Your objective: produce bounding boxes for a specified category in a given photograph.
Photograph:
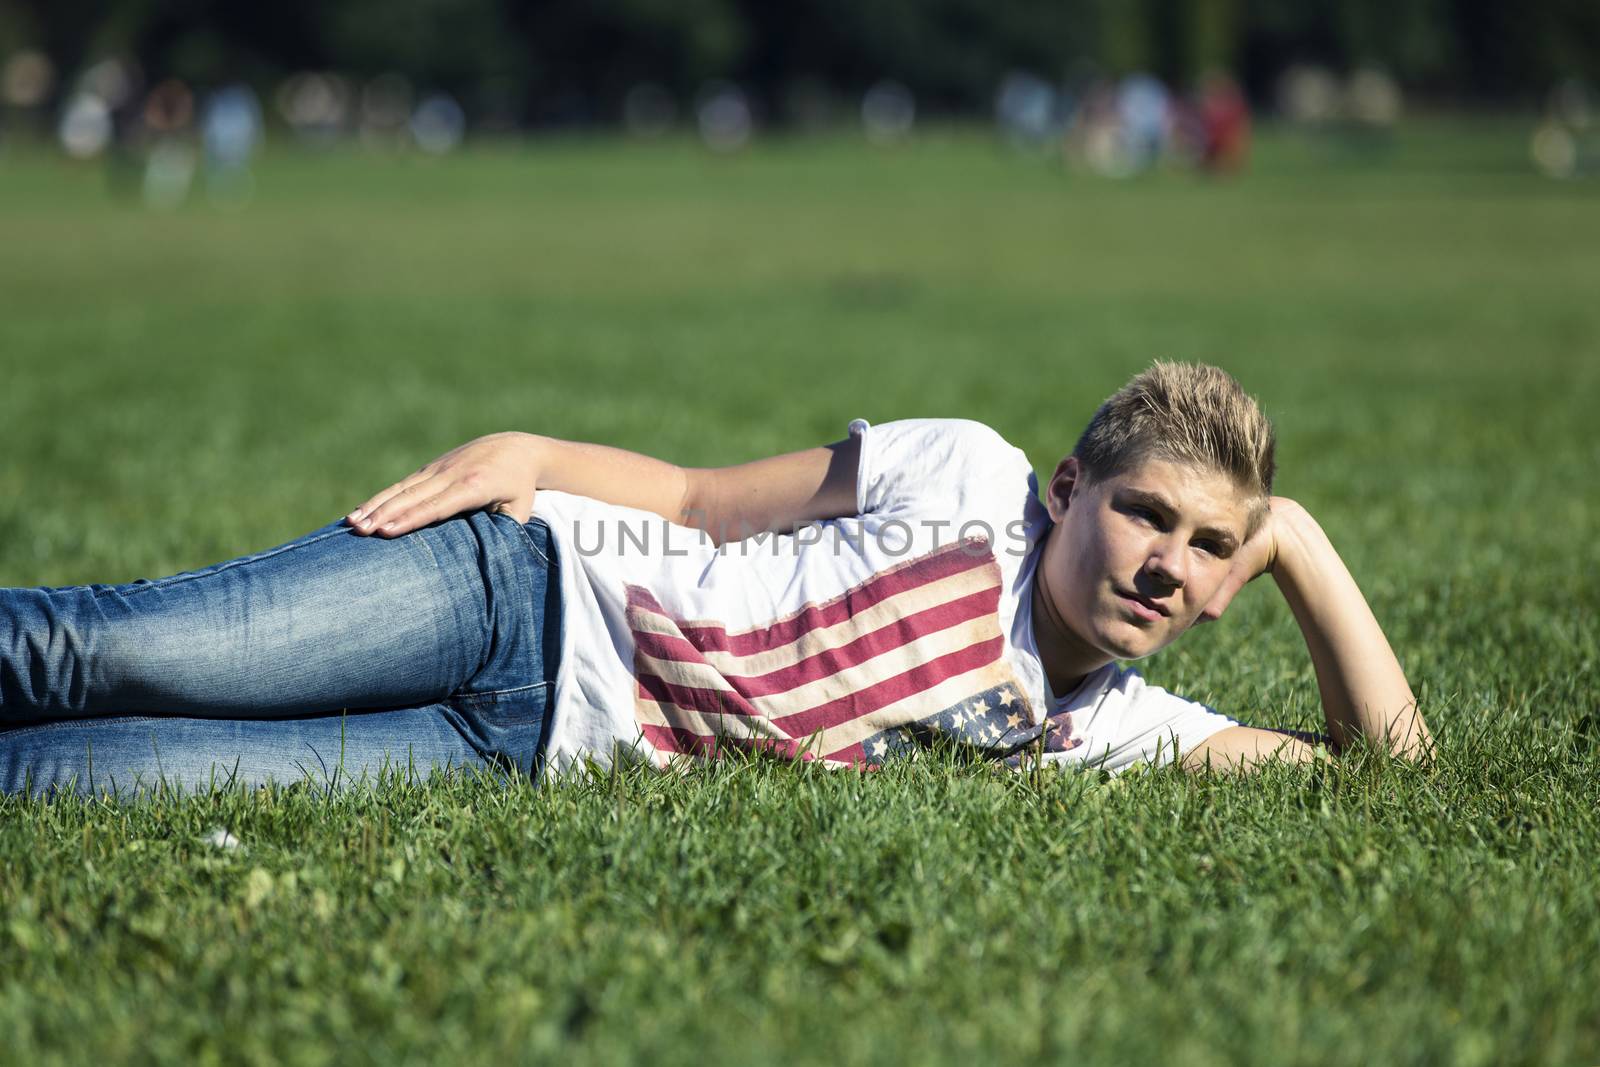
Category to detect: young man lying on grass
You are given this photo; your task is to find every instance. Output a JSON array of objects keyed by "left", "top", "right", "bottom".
[{"left": 0, "top": 362, "right": 1427, "bottom": 796}]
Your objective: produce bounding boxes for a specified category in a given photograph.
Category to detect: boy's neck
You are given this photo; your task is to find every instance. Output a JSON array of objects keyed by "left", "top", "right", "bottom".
[{"left": 1030, "top": 542, "right": 1113, "bottom": 698}]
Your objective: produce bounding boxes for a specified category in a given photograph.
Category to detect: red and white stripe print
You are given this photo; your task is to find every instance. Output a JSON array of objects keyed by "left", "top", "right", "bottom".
[{"left": 625, "top": 540, "right": 1029, "bottom": 767}]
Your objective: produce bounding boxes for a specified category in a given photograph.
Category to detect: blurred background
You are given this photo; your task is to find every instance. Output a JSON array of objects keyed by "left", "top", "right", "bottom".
[{"left": 2, "top": 0, "right": 1600, "bottom": 181}]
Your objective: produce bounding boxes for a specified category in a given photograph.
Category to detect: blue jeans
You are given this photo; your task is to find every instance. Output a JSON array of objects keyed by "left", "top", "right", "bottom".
[{"left": 0, "top": 510, "right": 561, "bottom": 797}]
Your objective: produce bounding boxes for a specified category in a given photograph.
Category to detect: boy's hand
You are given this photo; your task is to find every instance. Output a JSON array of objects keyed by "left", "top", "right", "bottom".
[
  {"left": 345, "top": 432, "right": 540, "bottom": 537},
  {"left": 1183, "top": 491, "right": 1429, "bottom": 763},
  {"left": 1194, "top": 495, "right": 1301, "bottom": 624}
]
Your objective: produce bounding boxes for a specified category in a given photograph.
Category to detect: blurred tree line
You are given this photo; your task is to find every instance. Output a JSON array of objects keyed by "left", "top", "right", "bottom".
[{"left": 2, "top": 0, "right": 1596, "bottom": 120}]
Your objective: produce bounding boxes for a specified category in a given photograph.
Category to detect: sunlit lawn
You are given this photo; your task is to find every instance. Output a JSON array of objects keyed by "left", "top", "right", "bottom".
[{"left": 1, "top": 121, "right": 1597, "bottom": 1064}]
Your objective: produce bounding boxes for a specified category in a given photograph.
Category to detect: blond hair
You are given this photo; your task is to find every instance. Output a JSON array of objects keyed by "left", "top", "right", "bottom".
[{"left": 1072, "top": 361, "right": 1276, "bottom": 533}]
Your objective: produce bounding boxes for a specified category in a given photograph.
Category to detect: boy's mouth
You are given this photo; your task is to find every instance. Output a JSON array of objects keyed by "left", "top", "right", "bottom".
[{"left": 1114, "top": 587, "right": 1170, "bottom": 621}]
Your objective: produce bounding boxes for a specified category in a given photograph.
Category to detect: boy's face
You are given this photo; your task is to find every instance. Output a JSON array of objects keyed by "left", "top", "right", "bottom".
[{"left": 1038, "top": 455, "right": 1251, "bottom": 664}]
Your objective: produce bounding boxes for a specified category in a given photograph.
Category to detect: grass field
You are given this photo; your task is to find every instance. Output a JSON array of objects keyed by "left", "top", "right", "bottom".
[{"left": 1, "top": 122, "right": 1597, "bottom": 1064}]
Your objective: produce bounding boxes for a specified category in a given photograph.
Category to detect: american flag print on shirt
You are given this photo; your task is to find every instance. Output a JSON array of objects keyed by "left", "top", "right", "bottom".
[{"left": 624, "top": 540, "right": 1084, "bottom": 768}]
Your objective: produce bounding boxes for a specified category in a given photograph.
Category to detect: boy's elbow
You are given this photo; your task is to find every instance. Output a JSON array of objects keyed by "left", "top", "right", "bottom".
[
  {"left": 1385, "top": 705, "right": 1435, "bottom": 763},
  {"left": 1392, "top": 725, "right": 1435, "bottom": 764},
  {"left": 1330, "top": 721, "right": 1434, "bottom": 764}
]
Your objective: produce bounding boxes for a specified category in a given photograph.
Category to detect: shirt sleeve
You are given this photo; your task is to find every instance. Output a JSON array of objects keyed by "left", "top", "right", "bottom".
[
  {"left": 848, "top": 418, "right": 1041, "bottom": 525},
  {"left": 1069, "top": 666, "right": 1239, "bottom": 772}
]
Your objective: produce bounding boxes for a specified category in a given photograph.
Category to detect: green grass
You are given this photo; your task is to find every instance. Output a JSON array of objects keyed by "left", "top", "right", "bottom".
[{"left": 2, "top": 122, "right": 1598, "bottom": 1064}]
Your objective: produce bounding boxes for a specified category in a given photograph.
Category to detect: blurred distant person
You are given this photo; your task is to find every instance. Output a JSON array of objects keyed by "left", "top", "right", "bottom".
[
  {"left": 1335, "top": 68, "right": 1403, "bottom": 158},
  {"left": 204, "top": 85, "right": 263, "bottom": 166},
  {"left": 1345, "top": 69, "right": 1402, "bottom": 131},
  {"left": 861, "top": 80, "right": 915, "bottom": 146},
  {"left": 0, "top": 363, "right": 1430, "bottom": 796},
  {"left": 1068, "top": 75, "right": 1173, "bottom": 178},
  {"left": 276, "top": 72, "right": 351, "bottom": 146},
  {"left": 996, "top": 71, "right": 1068, "bottom": 152},
  {"left": 141, "top": 78, "right": 196, "bottom": 209},
  {"left": 2, "top": 50, "right": 55, "bottom": 143},
  {"left": 1531, "top": 80, "right": 1597, "bottom": 179},
  {"left": 410, "top": 93, "right": 466, "bottom": 155},
  {"left": 1277, "top": 65, "right": 1340, "bottom": 125},
  {"left": 696, "top": 81, "right": 752, "bottom": 152},
  {"left": 1197, "top": 72, "right": 1250, "bottom": 173},
  {"left": 1065, "top": 80, "right": 1129, "bottom": 177},
  {"left": 1116, "top": 74, "right": 1170, "bottom": 171},
  {"left": 202, "top": 84, "right": 263, "bottom": 205}
]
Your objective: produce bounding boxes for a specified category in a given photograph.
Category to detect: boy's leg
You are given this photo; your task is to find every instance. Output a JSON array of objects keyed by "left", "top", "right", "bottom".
[
  {"left": 0, "top": 704, "right": 498, "bottom": 798},
  {"left": 0, "top": 510, "right": 557, "bottom": 726}
]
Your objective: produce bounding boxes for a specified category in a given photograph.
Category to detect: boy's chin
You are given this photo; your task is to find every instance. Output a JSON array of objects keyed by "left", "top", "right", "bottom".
[{"left": 1097, "top": 621, "right": 1172, "bottom": 662}]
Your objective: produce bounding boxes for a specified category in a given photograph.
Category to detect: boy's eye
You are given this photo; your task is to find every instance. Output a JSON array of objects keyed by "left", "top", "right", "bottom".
[{"left": 1192, "top": 538, "right": 1231, "bottom": 559}]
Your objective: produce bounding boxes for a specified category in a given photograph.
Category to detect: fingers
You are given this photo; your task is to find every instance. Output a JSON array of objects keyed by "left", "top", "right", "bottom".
[
  {"left": 346, "top": 467, "right": 435, "bottom": 530},
  {"left": 344, "top": 435, "right": 535, "bottom": 538},
  {"left": 350, "top": 475, "right": 456, "bottom": 536},
  {"left": 1196, "top": 570, "right": 1250, "bottom": 625},
  {"left": 493, "top": 497, "right": 535, "bottom": 525},
  {"left": 349, "top": 477, "right": 510, "bottom": 538}
]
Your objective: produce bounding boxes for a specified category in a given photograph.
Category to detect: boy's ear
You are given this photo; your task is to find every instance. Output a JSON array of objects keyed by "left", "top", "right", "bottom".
[{"left": 1046, "top": 455, "right": 1082, "bottom": 523}]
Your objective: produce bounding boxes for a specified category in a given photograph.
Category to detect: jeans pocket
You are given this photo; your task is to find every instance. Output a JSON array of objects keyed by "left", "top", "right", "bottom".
[
  {"left": 448, "top": 683, "right": 554, "bottom": 778},
  {"left": 452, "top": 683, "right": 548, "bottom": 725}
]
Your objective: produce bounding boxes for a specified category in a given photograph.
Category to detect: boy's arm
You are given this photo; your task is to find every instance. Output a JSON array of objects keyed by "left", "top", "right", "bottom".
[
  {"left": 1181, "top": 498, "right": 1433, "bottom": 772},
  {"left": 345, "top": 431, "right": 861, "bottom": 543}
]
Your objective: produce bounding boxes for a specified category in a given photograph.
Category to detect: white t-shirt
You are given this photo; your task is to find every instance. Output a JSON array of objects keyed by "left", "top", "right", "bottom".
[{"left": 532, "top": 418, "right": 1236, "bottom": 776}]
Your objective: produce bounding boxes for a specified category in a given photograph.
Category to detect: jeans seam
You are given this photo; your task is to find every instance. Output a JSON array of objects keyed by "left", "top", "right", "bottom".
[
  {"left": 452, "top": 680, "right": 553, "bottom": 706},
  {"left": 105, "top": 522, "right": 354, "bottom": 600},
  {"left": 2, "top": 714, "right": 165, "bottom": 736},
  {"left": 500, "top": 512, "right": 552, "bottom": 568}
]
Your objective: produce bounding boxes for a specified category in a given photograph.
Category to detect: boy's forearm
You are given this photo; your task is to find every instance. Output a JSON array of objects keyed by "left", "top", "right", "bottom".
[
  {"left": 521, "top": 432, "right": 857, "bottom": 545},
  {"left": 522, "top": 433, "right": 693, "bottom": 526},
  {"left": 1270, "top": 505, "right": 1432, "bottom": 757}
]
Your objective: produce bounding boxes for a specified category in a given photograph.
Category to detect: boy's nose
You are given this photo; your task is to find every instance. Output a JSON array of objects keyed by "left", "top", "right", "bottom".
[{"left": 1145, "top": 540, "right": 1188, "bottom": 589}]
